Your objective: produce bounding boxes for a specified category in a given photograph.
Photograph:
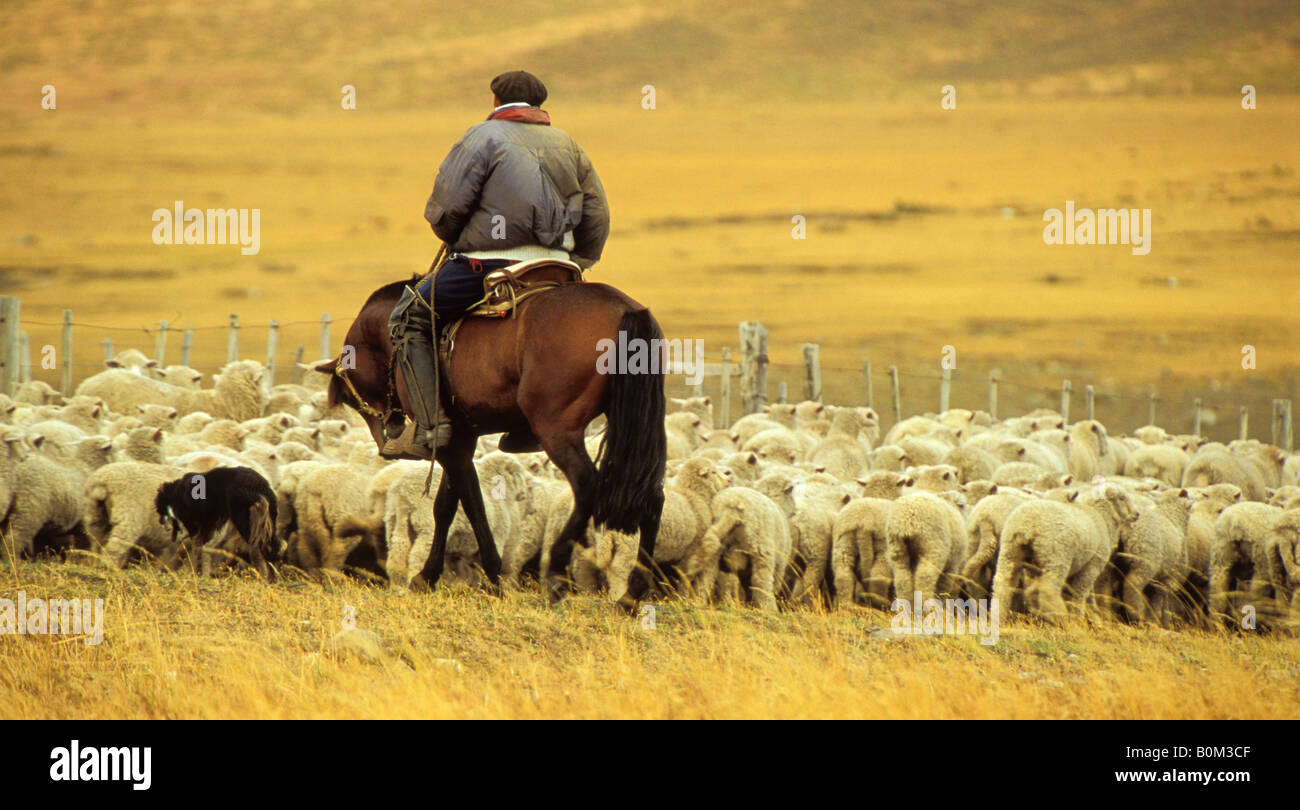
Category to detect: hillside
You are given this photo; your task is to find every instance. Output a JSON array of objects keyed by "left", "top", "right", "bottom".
[{"left": 2, "top": 0, "right": 1299, "bottom": 118}]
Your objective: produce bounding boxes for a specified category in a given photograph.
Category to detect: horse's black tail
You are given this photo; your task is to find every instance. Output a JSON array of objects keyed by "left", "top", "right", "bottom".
[{"left": 592, "top": 308, "right": 667, "bottom": 534}]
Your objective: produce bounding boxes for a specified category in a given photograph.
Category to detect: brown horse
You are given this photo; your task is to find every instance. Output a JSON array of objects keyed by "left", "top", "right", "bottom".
[{"left": 315, "top": 273, "right": 667, "bottom": 609}]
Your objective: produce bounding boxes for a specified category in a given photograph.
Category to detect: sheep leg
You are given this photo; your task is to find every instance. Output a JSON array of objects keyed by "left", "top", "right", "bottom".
[
  {"left": 830, "top": 529, "right": 858, "bottom": 609},
  {"left": 101, "top": 529, "right": 136, "bottom": 569},
  {"left": 1034, "top": 564, "right": 1069, "bottom": 621},
  {"left": 5, "top": 511, "right": 41, "bottom": 559},
  {"left": 1209, "top": 565, "right": 1232, "bottom": 619},
  {"left": 959, "top": 524, "right": 997, "bottom": 599},
  {"left": 750, "top": 544, "right": 779, "bottom": 612},
  {"left": 1122, "top": 565, "right": 1156, "bottom": 624},
  {"left": 912, "top": 558, "right": 943, "bottom": 606},
  {"left": 866, "top": 545, "right": 892, "bottom": 609}
]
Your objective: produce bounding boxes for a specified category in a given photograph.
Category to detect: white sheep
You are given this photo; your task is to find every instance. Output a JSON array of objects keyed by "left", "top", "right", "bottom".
[
  {"left": 1124, "top": 444, "right": 1190, "bottom": 488},
  {"left": 1183, "top": 450, "right": 1267, "bottom": 502},
  {"left": 83, "top": 460, "right": 184, "bottom": 567},
  {"left": 884, "top": 491, "right": 967, "bottom": 605},
  {"left": 683, "top": 485, "right": 793, "bottom": 611},
  {"left": 958, "top": 487, "right": 1035, "bottom": 599},
  {"left": 1210, "top": 501, "right": 1283, "bottom": 619},
  {"left": 76, "top": 359, "right": 268, "bottom": 423},
  {"left": 993, "top": 485, "right": 1138, "bottom": 621}
]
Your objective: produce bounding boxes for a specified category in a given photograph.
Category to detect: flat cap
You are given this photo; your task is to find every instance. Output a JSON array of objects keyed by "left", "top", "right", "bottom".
[{"left": 490, "top": 70, "right": 548, "bottom": 107}]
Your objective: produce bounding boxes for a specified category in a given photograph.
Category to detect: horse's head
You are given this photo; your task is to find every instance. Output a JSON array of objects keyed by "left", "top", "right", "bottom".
[{"left": 312, "top": 278, "right": 415, "bottom": 450}]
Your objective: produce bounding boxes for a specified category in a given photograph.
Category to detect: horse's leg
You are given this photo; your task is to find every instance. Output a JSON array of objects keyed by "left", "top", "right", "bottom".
[
  {"left": 417, "top": 473, "right": 458, "bottom": 589},
  {"left": 435, "top": 436, "right": 503, "bottom": 590},
  {"left": 538, "top": 432, "right": 598, "bottom": 604},
  {"left": 616, "top": 490, "right": 664, "bottom": 614}
]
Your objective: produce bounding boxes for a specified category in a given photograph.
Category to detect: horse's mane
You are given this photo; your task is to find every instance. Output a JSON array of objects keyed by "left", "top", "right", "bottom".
[{"left": 363, "top": 274, "right": 421, "bottom": 307}]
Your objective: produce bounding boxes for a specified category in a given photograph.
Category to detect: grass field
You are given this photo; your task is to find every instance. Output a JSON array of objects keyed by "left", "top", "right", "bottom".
[
  {"left": 3, "top": 560, "right": 1298, "bottom": 720},
  {"left": 2, "top": 1, "right": 1299, "bottom": 719}
]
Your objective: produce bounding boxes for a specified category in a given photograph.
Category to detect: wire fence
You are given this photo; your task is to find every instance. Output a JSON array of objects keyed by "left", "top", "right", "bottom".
[{"left": 0, "top": 297, "right": 1294, "bottom": 448}]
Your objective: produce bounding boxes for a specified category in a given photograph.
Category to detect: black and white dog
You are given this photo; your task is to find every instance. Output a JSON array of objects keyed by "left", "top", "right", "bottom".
[{"left": 155, "top": 466, "right": 280, "bottom": 578}]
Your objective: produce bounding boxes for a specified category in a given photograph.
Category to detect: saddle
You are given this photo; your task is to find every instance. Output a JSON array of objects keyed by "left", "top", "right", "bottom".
[
  {"left": 437, "top": 257, "right": 583, "bottom": 365},
  {"left": 434, "top": 257, "right": 583, "bottom": 454}
]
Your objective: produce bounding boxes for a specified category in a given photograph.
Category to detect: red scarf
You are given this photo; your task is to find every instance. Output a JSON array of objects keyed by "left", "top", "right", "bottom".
[{"left": 488, "top": 106, "right": 551, "bottom": 125}]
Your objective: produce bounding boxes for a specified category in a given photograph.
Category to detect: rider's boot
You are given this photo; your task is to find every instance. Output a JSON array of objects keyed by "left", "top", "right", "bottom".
[{"left": 382, "top": 287, "right": 453, "bottom": 459}]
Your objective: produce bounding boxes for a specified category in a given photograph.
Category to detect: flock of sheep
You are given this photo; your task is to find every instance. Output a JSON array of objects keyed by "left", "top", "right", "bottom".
[{"left": 1, "top": 348, "right": 1298, "bottom": 631}]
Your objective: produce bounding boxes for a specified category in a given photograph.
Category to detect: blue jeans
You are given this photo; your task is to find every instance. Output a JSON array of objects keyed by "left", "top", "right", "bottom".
[{"left": 417, "top": 256, "right": 516, "bottom": 321}]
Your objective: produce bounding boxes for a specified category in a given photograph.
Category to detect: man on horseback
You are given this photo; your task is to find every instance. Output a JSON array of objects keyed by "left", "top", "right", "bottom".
[{"left": 384, "top": 70, "right": 611, "bottom": 459}]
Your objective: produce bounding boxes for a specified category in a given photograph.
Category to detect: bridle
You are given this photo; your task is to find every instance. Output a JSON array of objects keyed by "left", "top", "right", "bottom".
[{"left": 331, "top": 359, "right": 391, "bottom": 424}]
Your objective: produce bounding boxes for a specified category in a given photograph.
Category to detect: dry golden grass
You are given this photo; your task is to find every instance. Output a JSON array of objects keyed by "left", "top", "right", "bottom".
[{"left": 2, "top": 558, "right": 1298, "bottom": 719}]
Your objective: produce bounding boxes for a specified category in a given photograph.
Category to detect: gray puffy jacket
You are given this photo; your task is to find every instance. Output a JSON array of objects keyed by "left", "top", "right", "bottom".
[{"left": 424, "top": 118, "right": 609, "bottom": 268}]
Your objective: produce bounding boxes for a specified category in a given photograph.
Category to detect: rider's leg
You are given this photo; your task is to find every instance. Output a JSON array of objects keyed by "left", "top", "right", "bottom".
[{"left": 383, "top": 275, "right": 452, "bottom": 458}]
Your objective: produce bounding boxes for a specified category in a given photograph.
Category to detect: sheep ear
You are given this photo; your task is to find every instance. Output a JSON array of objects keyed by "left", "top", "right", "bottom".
[
  {"left": 96, "top": 438, "right": 112, "bottom": 450},
  {"left": 152, "top": 429, "right": 163, "bottom": 442},
  {"left": 1066, "top": 490, "right": 1079, "bottom": 502},
  {"left": 136, "top": 405, "right": 147, "bottom": 414},
  {"left": 856, "top": 477, "right": 869, "bottom": 486},
  {"left": 30, "top": 434, "right": 45, "bottom": 448},
  {"left": 989, "top": 484, "right": 999, "bottom": 494},
  {"left": 703, "top": 397, "right": 711, "bottom": 407},
  {"left": 105, "top": 359, "right": 122, "bottom": 368},
  {"left": 191, "top": 373, "right": 202, "bottom": 383},
  {"left": 1062, "top": 475, "right": 1073, "bottom": 485},
  {"left": 146, "top": 359, "right": 159, "bottom": 368},
  {"left": 1178, "top": 488, "right": 1188, "bottom": 498},
  {"left": 746, "top": 453, "right": 758, "bottom": 465}
]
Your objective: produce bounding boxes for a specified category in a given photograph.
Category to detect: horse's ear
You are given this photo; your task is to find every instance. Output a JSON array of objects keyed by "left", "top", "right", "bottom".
[{"left": 308, "top": 359, "right": 335, "bottom": 375}]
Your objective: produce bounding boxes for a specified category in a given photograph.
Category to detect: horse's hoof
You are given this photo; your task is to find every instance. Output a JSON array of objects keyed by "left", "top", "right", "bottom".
[
  {"left": 614, "top": 594, "right": 638, "bottom": 616},
  {"left": 545, "top": 579, "right": 569, "bottom": 605}
]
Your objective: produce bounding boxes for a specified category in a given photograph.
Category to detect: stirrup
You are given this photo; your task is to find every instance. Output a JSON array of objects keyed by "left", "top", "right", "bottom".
[{"left": 381, "top": 421, "right": 450, "bottom": 460}]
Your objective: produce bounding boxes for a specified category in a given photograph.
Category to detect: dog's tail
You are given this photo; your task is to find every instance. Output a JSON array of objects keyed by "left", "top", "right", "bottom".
[{"left": 248, "top": 495, "right": 278, "bottom": 563}]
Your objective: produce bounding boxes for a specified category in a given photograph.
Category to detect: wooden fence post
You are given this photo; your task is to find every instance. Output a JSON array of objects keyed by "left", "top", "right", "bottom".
[
  {"left": 102, "top": 338, "right": 114, "bottom": 364},
  {"left": 154, "top": 319, "right": 169, "bottom": 365},
  {"left": 1085, "top": 384, "right": 1095, "bottom": 421},
  {"left": 889, "top": 365, "right": 901, "bottom": 424},
  {"left": 180, "top": 330, "right": 194, "bottom": 368},
  {"left": 801, "top": 343, "right": 820, "bottom": 402},
  {"left": 1147, "top": 389, "right": 1156, "bottom": 427},
  {"left": 292, "top": 345, "right": 305, "bottom": 384},
  {"left": 939, "top": 367, "right": 951, "bottom": 413},
  {"left": 265, "top": 319, "right": 279, "bottom": 392},
  {"left": 0, "top": 297, "right": 17, "bottom": 396},
  {"left": 227, "top": 314, "right": 239, "bottom": 364},
  {"left": 777, "top": 381, "right": 788, "bottom": 404},
  {"left": 60, "top": 309, "right": 73, "bottom": 397},
  {"left": 987, "top": 369, "right": 999, "bottom": 421},
  {"left": 1239, "top": 405, "right": 1249, "bottom": 441},
  {"left": 719, "top": 347, "right": 732, "bottom": 428},
  {"left": 1192, "top": 397, "right": 1202, "bottom": 438},
  {"left": 862, "top": 356, "right": 873, "bottom": 408},
  {"left": 320, "top": 312, "right": 331, "bottom": 361},
  {"left": 1273, "top": 400, "right": 1286, "bottom": 448},
  {"left": 1279, "top": 400, "right": 1289, "bottom": 452},
  {"left": 1060, "top": 379, "right": 1071, "bottom": 422},
  {"left": 739, "top": 321, "right": 768, "bottom": 414},
  {"left": 19, "top": 332, "right": 30, "bottom": 384}
]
